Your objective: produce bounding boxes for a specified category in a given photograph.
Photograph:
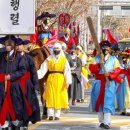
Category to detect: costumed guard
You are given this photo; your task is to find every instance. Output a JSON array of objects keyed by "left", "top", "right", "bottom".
[
  {"left": 15, "top": 38, "right": 40, "bottom": 130},
  {"left": 89, "top": 40, "right": 123, "bottom": 129},
  {"left": 69, "top": 44, "right": 82, "bottom": 105},
  {"left": 0, "top": 35, "right": 26, "bottom": 130},
  {"left": 59, "top": 27, "right": 75, "bottom": 50},
  {"left": 76, "top": 45, "right": 89, "bottom": 102},
  {"left": 37, "top": 42, "right": 72, "bottom": 120},
  {"left": 116, "top": 51, "right": 130, "bottom": 116}
]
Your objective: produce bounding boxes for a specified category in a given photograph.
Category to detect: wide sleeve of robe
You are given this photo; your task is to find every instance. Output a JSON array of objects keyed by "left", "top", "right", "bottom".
[
  {"left": 64, "top": 60, "right": 72, "bottom": 85},
  {"left": 89, "top": 63, "right": 100, "bottom": 74},
  {"left": 109, "top": 58, "right": 122, "bottom": 83},
  {"left": 81, "top": 54, "right": 87, "bottom": 66},
  {"left": 27, "top": 54, "right": 40, "bottom": 91}
]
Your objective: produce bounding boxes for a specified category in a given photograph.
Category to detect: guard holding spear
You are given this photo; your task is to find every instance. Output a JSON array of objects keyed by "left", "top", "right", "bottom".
[
  {"left": 89, "top": 40, "right": 123, "bottom": 129},
  {"left": 87, "top": 17, "right": 123, "bottom": 129}
]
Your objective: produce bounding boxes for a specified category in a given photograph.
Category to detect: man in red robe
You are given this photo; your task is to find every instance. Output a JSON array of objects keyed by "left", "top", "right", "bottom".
[{"left": 59, "top": 28, "right": 75, "bottom": 51}]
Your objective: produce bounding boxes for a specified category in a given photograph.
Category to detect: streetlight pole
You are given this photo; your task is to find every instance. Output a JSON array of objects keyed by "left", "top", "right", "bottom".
[{"left": 97, "top": 0, "right": 102, "bottom": 42}]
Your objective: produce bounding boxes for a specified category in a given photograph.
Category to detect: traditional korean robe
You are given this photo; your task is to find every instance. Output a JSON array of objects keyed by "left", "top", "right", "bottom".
[
  {"left": 116, "top": 64, "right": 130, "bottom": 111},
  {"left": 70, "top": 56, "right": 82, "bottom": 100},
  {"left": 22, "top": 53, "right": 40, "bottom": 124},
  {"left": 0, "top": 48, "right": 26, "bottom": 125},
  {"left": 89, "top": 55, "right": 122, "bottom": 114},
  {"left": 37, "top": 54, "right": 72, "bottom": 109}
]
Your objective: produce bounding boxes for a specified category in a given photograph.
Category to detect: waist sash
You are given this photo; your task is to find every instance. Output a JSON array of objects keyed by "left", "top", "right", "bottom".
[{"left": 95, "top": 74, "right": 106, "bottom": 112}]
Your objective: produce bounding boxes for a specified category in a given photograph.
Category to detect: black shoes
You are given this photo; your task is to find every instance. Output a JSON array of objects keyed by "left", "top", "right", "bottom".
[
  {"left": 103, "top": 124, "right": 110, "bottom": 129},
  {"left": 99, "top": 123, "right": 110, "bottom": 129},
  {"left": 10, "top": 124, "right": 20, "bottom": 130},
  {"left": 48, "top": 116, "right": 60, "bottom": 120},
  {"left": 49, "top": 116, "right": 53, "bottom": 120},
  {"left": 55, "top": 117, "right": 59, "bottom": 120},
  {"left": 99, "top": 123, "right": 105, "bottom": 128},
  {"left": 120, "top": 112, "right": 126, "bottom": 115}
]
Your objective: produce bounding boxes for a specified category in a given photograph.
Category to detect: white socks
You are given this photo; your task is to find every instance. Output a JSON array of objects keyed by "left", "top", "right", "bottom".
[
  {"left": 47, "top": 108, "right": 61, "bottom": 118},
  {"left": 98, "top": 112, "right": 111, "bottom": 125}
]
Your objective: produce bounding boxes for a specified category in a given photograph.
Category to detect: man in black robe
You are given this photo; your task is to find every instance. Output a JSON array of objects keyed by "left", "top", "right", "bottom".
[
  {"left": 0, "top": 35, "right": 26, "bottom": 130},
  {"left": 15, "top": 38, "right": 40, "bottom": 130}
]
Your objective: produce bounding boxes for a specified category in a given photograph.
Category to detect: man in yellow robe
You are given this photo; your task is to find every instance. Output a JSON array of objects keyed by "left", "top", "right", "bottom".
[{"left": 37, "top": 42, "right": 72, "bottom": 120}]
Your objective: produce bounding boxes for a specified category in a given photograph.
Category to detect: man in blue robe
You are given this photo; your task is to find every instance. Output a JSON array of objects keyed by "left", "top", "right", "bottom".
[{"left": 89, "top": 40, "right": 123, "bottom": 129}]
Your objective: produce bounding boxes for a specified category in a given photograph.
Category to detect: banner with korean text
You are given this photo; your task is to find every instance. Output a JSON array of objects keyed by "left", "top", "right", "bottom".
[{"left": 0, "top": 0, "right": 35, "bottom": 34}]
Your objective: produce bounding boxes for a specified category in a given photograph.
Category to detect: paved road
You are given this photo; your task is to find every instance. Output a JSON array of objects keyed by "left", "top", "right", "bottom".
[
  {"left": 28, "top": 95, "right": 130, "bottom": 130},
  {"left": 28, "top": 79, "right": 130, "bottom": 130}
]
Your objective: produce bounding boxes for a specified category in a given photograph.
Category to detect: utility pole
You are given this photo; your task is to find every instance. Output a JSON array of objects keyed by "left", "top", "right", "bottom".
[
  {"left": 83, "top": 10, "right": 87, "bottom": 52},
  {"left": 97, "top": 0, "right": 102, "bottom": 42}
]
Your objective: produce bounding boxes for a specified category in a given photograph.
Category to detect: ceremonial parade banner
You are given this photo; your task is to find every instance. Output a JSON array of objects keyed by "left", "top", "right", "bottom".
[
  {"left": 0, "top": 0, "right": 35, "bottom": 34},
  {"left": 59, "top": 13, "right": 70, "bottom": 27}
]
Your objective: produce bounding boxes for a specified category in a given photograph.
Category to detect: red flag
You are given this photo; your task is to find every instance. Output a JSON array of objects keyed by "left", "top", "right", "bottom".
[
  {"left": 107, "top": 29, "right": 117, "bottom": 44},
  {"left": 102, "top": 29, "right": 117, "bottom": 44},
  {"left": 30, "top": 28, "right": 38, "bottom": 44}
]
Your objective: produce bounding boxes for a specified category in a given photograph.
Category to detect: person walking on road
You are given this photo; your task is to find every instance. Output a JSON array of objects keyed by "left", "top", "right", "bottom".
[
  {"left": 37, "top": 41, "right": 72, "bottom": 120},
  {"left": 89, "top": 40, "right": 123, "bottom": 129},
  {"left": 70, "top": 44, "right": 82, "bottom": 105}
]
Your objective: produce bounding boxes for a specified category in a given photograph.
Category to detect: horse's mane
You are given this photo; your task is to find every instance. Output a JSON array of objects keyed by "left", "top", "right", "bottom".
[{"left": 30, "top": 45, "right": 51, "bottom": 70}]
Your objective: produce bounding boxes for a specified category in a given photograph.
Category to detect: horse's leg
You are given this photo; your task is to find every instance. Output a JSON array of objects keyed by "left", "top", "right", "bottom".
[{"left": 39, "top": 78, "right": 48, "bottom": 119}]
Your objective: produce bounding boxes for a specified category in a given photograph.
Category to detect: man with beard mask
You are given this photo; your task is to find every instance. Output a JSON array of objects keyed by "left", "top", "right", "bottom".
[
  {"left": 37, "top": 41, "right": 72, "bottom": 120},
  {"left": 59, "top": 28, "right": 75, "bottom": 50},
  {"left": 89, "top": 40, "right": 123, "bottom": 129}
]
